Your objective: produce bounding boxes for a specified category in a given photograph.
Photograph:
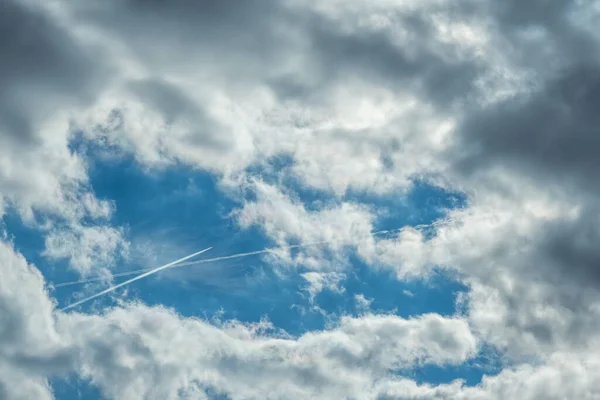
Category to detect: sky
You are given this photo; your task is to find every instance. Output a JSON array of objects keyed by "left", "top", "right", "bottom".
[{"left": 2, "top": 0, "right": 600, "bottom": 399}]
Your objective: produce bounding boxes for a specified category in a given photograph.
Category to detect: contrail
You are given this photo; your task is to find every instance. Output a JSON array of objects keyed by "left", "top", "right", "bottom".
[
  {"left": 54, "top": 230, "right": 404, "bottom": 289},
  {"left": 54, "top": 240, "right": 331, "bottom": 288},
  {"left": 53, "top": 224, "right": 444, "bottom": 289},
  {"left": 60, "top": 247, "right": 213, "bottom": 311},
  {"left": 55, "top": 213, "right": 493, "bottom": 289}
]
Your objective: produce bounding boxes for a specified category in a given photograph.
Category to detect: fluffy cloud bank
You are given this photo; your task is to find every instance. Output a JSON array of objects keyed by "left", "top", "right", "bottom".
[
  {"left": 2, "top": 0, "right": 600, "bottom": 398},
  {"left": 1, "top": 237, "right": 598, "bottom": 399},
  {"left": 2, "top": 239, "right": 477, "bottom": 399}
]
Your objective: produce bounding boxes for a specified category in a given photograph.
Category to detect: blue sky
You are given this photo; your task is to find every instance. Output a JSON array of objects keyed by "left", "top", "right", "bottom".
[{"left": 2, "top": 144, "right": 499, "bottom": 399}]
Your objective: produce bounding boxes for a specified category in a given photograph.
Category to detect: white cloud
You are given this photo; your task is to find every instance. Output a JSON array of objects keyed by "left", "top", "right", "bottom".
[
  {"left": 43, "top": 225, "right": 129, "bottom": 276},
  {"left": 62, "top": 307, "right": 477, "bottom": 400},
  {"left": 0, "top": 241, "right": 69, "bottom": 399},
  {"left": 233, "top": 181, "right": 441, "bottom": 278},
  {"left": 235, "top": 180, "right": 375, "bottom": 245},
  {"left": 0, "top": 238, "right": 479, "bottom": 399},
  {"left": 301, "top": 271, "right": 346, "bottom": 303},
  {"left": 355, "top": 294, "right": 373, "bottom": 313}
]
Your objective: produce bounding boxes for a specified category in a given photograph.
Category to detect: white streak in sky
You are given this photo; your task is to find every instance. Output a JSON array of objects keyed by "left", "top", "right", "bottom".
[
  {"left": 54, "top": 213, "right": 495, "bottom": 290},
  {"left": 60, "top": 247, "right": 213, "bottom": 311},
  {"left": 54, "top": 241, "right": 328, "bottom": 288}
]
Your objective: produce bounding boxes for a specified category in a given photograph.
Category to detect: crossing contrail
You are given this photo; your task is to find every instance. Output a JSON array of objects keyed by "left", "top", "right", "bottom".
[
  {"left": 54, "top": 240, "right": 332, "bottom": 288},
  {"left": 54, "top": 213, "right": 492, "bottom": 290},
  {"left": 60, "top": 247, "right": 213, "bottom": 311},
  {"left": 54, "top": 229, "right": 403, "bottom": 289}
]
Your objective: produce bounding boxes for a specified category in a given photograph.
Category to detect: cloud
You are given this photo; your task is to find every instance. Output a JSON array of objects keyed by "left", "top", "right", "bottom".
[
  {"left": 354, "top": 294, "right": 373, "bottom": 313},
  {"left": 63, "top": 307, "right": 476, "bottom": 399},
  {"left": 0, "top": 1, "right": 128, "bottom": 277},
  {"left": 64, "top": 0, "right": 468, "bottom": 195},
  {"left": 452, "top": 64, "right": 600, "bottom": 197},
  {"left": 301, "top": 271, "right": 346, "bottom": 303},
  {"left": 235, "top": 180, "right": 375, "bottom": 249},
  {"left": 378, "top": 352, "right": 600, "bottom": 399},
  {"left": 43, "top": 225, "right": 128, "bottom": 276},
  {"left": 0, "top": 0, "right": 106, "bottom": 216},
  {"left": 0, "top": 241, "right": 72, "bottom": 399},
  {"left": 0, "top": 237, "right": 597, "bottom": 399},
  {"left": 4, "top": 0, "right": 600, "bottom": 398},
  {"left": 0, "top": 239, "right": 478, "bottom": 399},
  {"left": 0, "top": 0, "right": 108, "bottom": 144}
]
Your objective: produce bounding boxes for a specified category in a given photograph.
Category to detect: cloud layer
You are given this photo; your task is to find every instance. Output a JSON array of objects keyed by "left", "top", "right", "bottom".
[{"left": 2, "top": 0, "right": 600, "bottom": 398}]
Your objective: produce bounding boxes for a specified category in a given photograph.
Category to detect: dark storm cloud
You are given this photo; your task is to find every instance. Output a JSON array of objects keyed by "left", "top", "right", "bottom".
[
  {"left": 298, "top": 15, "right": 483, "bottom": 108},
  {"left": 476, "top": 0, "right": 599, "bottom": 78},
  {"left": 541, "top": 207, "right": 600, "bottom": 286},
  {"left": 68, "top": 0, "right": 289, "bottom": 69},
  {"left": 68, "top": 0, "right": 487, "bottom": 112},
  {"left": 447, "top": 58, "right": 600, "bottom": 286},
  {"left": 454, "top": 64, "right": 600, "bottom": 194},
  {"left": 449, "top": 64, "right": 600, "bottom": 337},
  {"left": 0, "top": 0, "right": 109, "bottom": 145}
]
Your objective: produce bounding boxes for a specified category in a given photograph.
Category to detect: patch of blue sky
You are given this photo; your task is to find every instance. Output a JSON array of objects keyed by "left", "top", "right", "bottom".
[
  {"left": 2, "top": 140, "right": 499, "bottom": 393},
  {"left": 1, "top": 207, "right": 46, "bottom": 266},
  {"left": 49, "top": 376, "right": 104, "bottom": 400},
  {"left": 313, "top": 257, "right": 468, "bottom": 320},
  {"left": 354, "top": 179, "right": 468, "bottom": 235},
  {"left": 396, "top": 344, "right": 504, "bottom": 387},
  {"left": 63, "top": 148, "right": 468, "bottom": 321}
]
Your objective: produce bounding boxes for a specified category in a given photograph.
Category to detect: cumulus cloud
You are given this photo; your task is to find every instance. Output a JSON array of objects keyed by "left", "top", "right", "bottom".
[
  {"left": 301, "top": 271, "right": 346, "bottom": 303},
  {"left": 63, "top": 0, "right": 464, "bottom": 194},
  {"left": 0, "top": 0, "right": 128, "bottom": 276},
  {"left": 0, "top": 238, "right": 596, "bottom": 399},
  {"left": 1, "top": 239, "right": 478, "bottom": 399},
  {"left": 235, "top": 180, "right": 375, "bottom": 248},
  {"left": 43, "top": 225, "right": 129, "bottom": 276},
  {"left": 4, "top": 0, "right": 600, "bottom": 398},
  {"left": 0, "top": 241, "right": 72, "bottom": 399}
]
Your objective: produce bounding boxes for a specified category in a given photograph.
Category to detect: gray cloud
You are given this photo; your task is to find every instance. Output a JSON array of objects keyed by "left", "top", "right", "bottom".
[
  {"left": 454, "top": 64, "right": 600, "bottom": 192},
  {"left": 301, "top": 16, "right": 483, "bottom": 108},
  {"left": 6, "top": 0, "right": 600, "bottom": 398},
  {"left": 67, "top": 0, "right": 290, "bottom": 73},
  {"left": 441, "top": 0, "right": 600, "bottom": 314},
  {"left": 448, "top": 62, "right": 600, "bottom": 295},
  {"left": 492, "top": 0, "right": 598, "bottom": 68},
  {"left": 0, "top": 0, "right": 108, "bottom": 144},
  {"left": 68, "top": 0, "right": 487, "bottom": 115}
]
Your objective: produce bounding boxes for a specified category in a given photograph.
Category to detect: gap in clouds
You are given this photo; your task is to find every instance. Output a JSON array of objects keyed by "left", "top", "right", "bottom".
[
  {"left": 327, "top": 257, "right": 469, "bottom": 319},
  {"left": 68, "top": 147, "right": 471, "bottom": 325},
  {"left": 0, "top": 207, "right": 85, "bottom": 308},
  {"left": 49, "top": 375, "right": 104, "bottom": 400},
  {"left": 6, "top": 138, "right": 499, "bottom": 391}
]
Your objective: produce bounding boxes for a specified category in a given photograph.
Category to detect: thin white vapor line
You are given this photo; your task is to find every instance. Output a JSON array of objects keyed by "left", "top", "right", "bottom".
[
  {"left": 53, "top": 243, "right": 324, "bottom": 288},
  {"left": 54, "top": 212, "right": 491, "bottom": 289},
  {"left": 54, "top": 229, "right": 400, "bottom": 288},
  {"left": 60, "top": 247, "right": 213, "bottom": 311}
]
